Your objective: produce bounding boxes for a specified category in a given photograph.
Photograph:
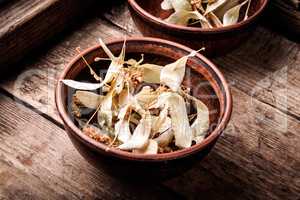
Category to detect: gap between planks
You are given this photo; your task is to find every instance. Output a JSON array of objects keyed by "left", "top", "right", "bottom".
[
  {"left": 0, "top": 3, "right": 299, "bottom": 200},
  {"left": 0, "top": 90, "right": 185, "bottom": 200}
]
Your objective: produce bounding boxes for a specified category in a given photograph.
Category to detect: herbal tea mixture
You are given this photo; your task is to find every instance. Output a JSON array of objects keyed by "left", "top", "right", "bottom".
[
  {"left": 62, "top": 39, "right": 209, "bottom": 154},
  {"left": 161, "top": 0, "right": 252, "bottom": 28}
]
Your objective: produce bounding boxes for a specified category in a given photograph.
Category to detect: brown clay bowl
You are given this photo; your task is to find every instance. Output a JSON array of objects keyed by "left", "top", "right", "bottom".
[
  {"left": 55, "top": 37, "right": 232, "bottom": 180},
  {"left": 128, "top": 0, "right": 269, "bottom": 57}
]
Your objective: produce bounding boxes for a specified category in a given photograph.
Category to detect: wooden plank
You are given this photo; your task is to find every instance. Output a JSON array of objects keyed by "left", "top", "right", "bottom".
[
  {"left": 282, "top": 0, "right": 299, "bottom": 9},
  {"left": 266, "top": 0, "right": 300, "bottom": 38},
  {"left": 0, "top": 2, "right": 299, "bottom": 199},
  {"left": 0, "top": 18, "right": 126, "bottom": 123},
  {"left": 0, "top": 160, "right": 65, "bottom": 200},
  {"left": 167, "top": 87, "right": 300, "bottom": 200},
  {"left": 0, "top": 92, "right": 181, "bottom": 200},
  {"left": 103, "top": 3, "right": 300, "bottom": 118},
  {"left": 213, "top": 27, "right": 300, "bottom": 119},
  {"left": 0, "top": 0, "right": 96, "bottom": 68}
]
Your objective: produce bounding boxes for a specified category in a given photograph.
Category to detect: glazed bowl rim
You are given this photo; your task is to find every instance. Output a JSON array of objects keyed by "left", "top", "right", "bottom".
[
  {"left": 127, "top": 0, "right": 269, "bottom": 34},
  {"left": 55, "top": 37, "right": 232, "bottom": 162}
]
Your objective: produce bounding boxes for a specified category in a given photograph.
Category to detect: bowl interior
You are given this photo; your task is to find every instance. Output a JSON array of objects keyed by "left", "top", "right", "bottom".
[
  {"left": 134, "top": 0, "right": 266, "bottom": 27},
  {"left": 59, "top": 39, "right": 229, "bottom": 159}
]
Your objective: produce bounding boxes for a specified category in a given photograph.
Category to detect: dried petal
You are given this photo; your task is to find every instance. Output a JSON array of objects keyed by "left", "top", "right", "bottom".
[
  {"left": 74, "top": 91, "right": 103, "bottom": 109},
  {"left": 61, "top": 80, "right": 101, "bottom": 90},
  {"left": 156, "top": 92, "right": 193, "bottom": 148},
  {"left": 151, "top": 105, "right": 171, "bottom": 134},
  {"left": 213, "top": 0, "right": 239, "bottom": 19},
  {"left": 205, "top": 0, "right": 227, "bottom": 15},
  {"left": 133, "top": 139, "right": 158, "bottom": 154},
  {"left": 139, "top": 64, "right": 162, "bottom": 84},
  {"left": 165, "top": 10, "right": 211, "bottom": 27},
  {"left": 97, "top": 89, "right": 114, "bottom": 127},
  {"left": 114, "top": 73, "right": 125, "bottom": 94},
  {"left": 161, "top": 0, "right": 173, "bottom": 10},
  {"left": 161, "top": 0, "right": 192, "bottom": 11},
  {"left": 118, "top": 86, "right": 130, "bottom": 107},
  {"left": 118, "top": 112, "right": 152, "bottom": 150},
  {"left": 223, "top": 0, "right": 248, "bottom": 26},
  {"left": 135, "top": 86, "right": 158, "bottom": 109},
  {"left": 154, "top": 129, "right": 174, "bottom": 147},
  {"left": 115, "top": 120, "right": 131, "bottom": 143},
  {"left": 160, "top": 51, "right": 197, "bottom": 91},
  {"left": 190, "top": 96, "right": 209, "bottom": 143}
]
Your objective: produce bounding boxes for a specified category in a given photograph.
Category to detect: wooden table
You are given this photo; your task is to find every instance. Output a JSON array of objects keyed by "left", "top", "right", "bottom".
[{"left": 0, "top": 1, "right": 299, "bottom": 200}]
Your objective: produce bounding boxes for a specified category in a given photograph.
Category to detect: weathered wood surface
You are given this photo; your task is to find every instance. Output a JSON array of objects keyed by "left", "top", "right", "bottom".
[
  {"left": 0, "top": 1, "right": 300, "bottom": 200},
  {"left": 0, "top": 92, "right": 185, "bottom": 200},
  {"left": 0, "top": 0, "right": 96, "bottom": 68},
  {"left": 266, "top": 0, "right": 300, "bottom": 38}
]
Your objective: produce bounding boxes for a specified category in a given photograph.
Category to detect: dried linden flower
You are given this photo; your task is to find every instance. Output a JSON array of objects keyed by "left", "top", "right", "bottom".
[
  {"left": 161, "top": 0, "right": 253, "bottom": 28},
  {"left": 62, "top": 38, "right": 210, "bottom": 154}
]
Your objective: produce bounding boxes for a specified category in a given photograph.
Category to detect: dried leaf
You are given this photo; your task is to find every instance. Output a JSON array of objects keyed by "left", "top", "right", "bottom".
[
  {"left": 114, "top": 73, "right": 125, "bottom": 94},
  {"left": 135, "top": 86, "right": 158, "bottom": 109},
  {"left": 190, "top": 96, "right": 209, "bottom": 143},
  {"left": 113, "top": 102, "right": 132, "bottom": 143},
  {"left": 223, "top": 0, "right": 248, "bottom": 26},
  {"left": 154, "top": 129, "right": 174, "bottom": 147},
  {"left": 133, "top": 139, "right": 158, "bottom": 154},
  {"left": 165, "top": 10, "right": 211, "bottom": 27},
  {"left": 118, "top": 86, "right": 131, "bottom": 107},
  {"left": 139, "top": 64, "right": 162, "bottom": 84},
  {"left": 161, "top": 0, "right": 192, "bottom": 11},
  {"left": 61, "top": 80, "right": 101, "bottom": 90},
  {"left": 115, "top": 120, "right": 131, "bottom": 143},
  {"left": 118, "top": 112, "right": 152, "bottom": 150},
  {"left": 157, "top": 92, "right": 193, "bottom": 148},
  {"left": 160, "top": 51, "right": 196, "bottom": 91},
  {"left": 151, "top": 105, "right": 171, "bottom": 134},
  {"left": 97, "top": 88, "right": 115, "bottom": 127},
  {"left": 205, "top": 0, "right": 227, "bottom": 15},
  {"left": 214, "top": 0, "right": 239, "bottom": 19},
  {"left": 74, "top": 91, "right": 103, "bottom": 109},
  {"left": 161, "top": 0, "right": 173, "bottom": 10}
]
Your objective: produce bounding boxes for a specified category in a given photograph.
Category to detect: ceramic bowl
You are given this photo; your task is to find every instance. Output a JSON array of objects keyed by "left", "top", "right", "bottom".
[
  {"left": 55, "top": 37, "right": 232, "bottom": 180},
  {"left": 128, "top": 0, "right": 269, "bottom": 56}
]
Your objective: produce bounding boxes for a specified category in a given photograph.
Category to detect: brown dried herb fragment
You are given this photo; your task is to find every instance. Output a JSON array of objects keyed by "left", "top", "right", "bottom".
[
  {"left": 83, "top": 126, "right": 112, "bottom": 145},
  {"left": 72, "top": 96, "right": 82, "bottom": 118}
]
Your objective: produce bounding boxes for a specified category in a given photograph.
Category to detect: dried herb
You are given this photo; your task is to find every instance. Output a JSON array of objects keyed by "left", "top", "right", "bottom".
[
  {"left": 62, "top": 38, "right": 210, "bottom": 154},
  {"left": 161, "top": 0, "right": 253, "bottom": 28}
]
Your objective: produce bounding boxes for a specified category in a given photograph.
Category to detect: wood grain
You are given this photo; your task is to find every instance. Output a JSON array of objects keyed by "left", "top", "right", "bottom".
[
  {"left": 266, "top": 0, "right": 300, "bottom": 38},
  {"left": 0, "top": 92, "right": 182, "bottom": 200},
  {"left": 0, "top": 0, "right": 95, "bottom": 68},
  {"left": 103, "top": 3, "right": 300, "bottom": 118},
  {"left": 0, "top": 2, "right": 299, "bottom": 200},
  {"left": 167, "top": 87, "right": 300, "bottom": 200}
]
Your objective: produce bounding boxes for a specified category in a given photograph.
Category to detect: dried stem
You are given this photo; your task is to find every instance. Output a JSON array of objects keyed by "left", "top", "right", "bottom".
[
  {"left": 76, "top": 47, "right": 102, "bottom": 81},
  {"left": 244, "top": 0, "right": 252, "bottom": 20}
]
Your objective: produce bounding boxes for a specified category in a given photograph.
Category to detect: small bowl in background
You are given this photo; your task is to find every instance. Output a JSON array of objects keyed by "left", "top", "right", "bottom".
[
  {"left": 55, "top": 37, "right": 232, "bottom": 180},
  {"left": 128, "top": 0, "right": 269, "bottom": 57}
]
